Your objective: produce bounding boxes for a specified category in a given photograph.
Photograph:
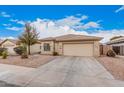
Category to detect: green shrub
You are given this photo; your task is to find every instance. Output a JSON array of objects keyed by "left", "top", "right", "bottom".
[
  {"left": 53, "top": 52, "right": 58, "bottom": 56},
  {"left": 14, "top": 46, "right": 24, "bottom": 55},
  {"left": 2, "top": 51, "right": 8, "bottom": 59},
  {"left": 106, "top": 50, "right": 116, "bottom": 57},
  {"left": 0, "top": 48, "right": 7, "bottom": 56},
  {"left": 14, "top": 45, "right": 28, "bottom": 59}
]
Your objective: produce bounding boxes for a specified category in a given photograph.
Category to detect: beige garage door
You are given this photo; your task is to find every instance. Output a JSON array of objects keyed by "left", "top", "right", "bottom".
[
  {"left": 63, "top": 44, "right": 93, "bottom": 56},
  {"left": 6, "top": 46, "right": 16, "bottom": 55}
]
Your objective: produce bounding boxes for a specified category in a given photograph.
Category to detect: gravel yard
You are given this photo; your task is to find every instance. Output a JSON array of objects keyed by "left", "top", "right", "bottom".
[
  {"left": 97, "top": 56, "right": 124, "bottom": 81},
  {"left": 0, "top": 55, "right": 56, "bottom": 68}
]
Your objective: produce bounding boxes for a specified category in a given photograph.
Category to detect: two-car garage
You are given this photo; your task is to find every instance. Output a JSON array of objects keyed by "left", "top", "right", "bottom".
[{"left": 63, "top": 43, "right": 94, "bottom": 57}]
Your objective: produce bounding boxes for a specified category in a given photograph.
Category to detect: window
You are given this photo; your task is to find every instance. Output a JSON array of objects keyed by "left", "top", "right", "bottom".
[
  {"left": 44, "top": 43, "right": 50, "bottom": 51},
  {"left": 40, "top": 46, "right": 42, "bottom": 49}
]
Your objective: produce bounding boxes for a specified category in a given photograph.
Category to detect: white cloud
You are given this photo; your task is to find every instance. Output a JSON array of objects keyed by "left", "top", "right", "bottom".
[
  {"left": 31, "top": 18, "right": 88, "bottom": 39},
  {"left": 55, "top": 15, "right": 88, "bottom": 27},
  {"left": 31, "top": 18, "right": 124, "bottom": 44},
  {"left": 3, "top": 23, "right": 11, "bottom": 26},
  {"left": 91, "top": 29, "right": 124, "bottom": 43},
  {"left": 55, "top": 15, "right": 100, "bottom": 30},
  {"left": 0, "top": 12, "right": 11, "bottom": 17},
  {"left": 10, "top": 19, "right": 25, "bottom": 25},
  {"left": 0, "top": 36, "right": 15, "bottom": 40},
  {"left": 17, "top": 20, "right": 25, "bottom": 25},
  {"left": 6, "top": 27, "right": 22, "bottom": 31},
  {"left": 81, "top": 15, "right": 88, "bottom": 20},
  {"left": 10, "top": 19, "right": 18, "bottom": 22},
  {"left": 81, "top": 21, "right": 101, "bottom": 29},
  {"left": 115, "top": 5, "right": 124, "bottom": 13}
]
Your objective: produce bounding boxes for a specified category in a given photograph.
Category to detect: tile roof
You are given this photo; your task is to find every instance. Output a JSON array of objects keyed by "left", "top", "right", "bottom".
[
  {"left": 40, "top": 37, "right": 55, "bottom": 41},
  {"left": 0, "top": 39, "right": 19, "bottom": 45},
  {"left": 0, "top": 39, "right": 3, "bottom": 43},
  {"left": 0, "top": 39, "right": 41, "bottom": 45},
  {"left": 107, "top": 36, "right": 124, "bottom": 44},
  {"left": 0, "top": 39, "right": 3, "bottom": 45},
  {"left": 40, "top": 34, "right": 102, "bottom": 41}
]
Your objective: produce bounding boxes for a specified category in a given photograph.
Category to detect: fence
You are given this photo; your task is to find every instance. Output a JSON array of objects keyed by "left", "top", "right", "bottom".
[{"left": 100, "top": 45, "right": 112, "bottom": 55}]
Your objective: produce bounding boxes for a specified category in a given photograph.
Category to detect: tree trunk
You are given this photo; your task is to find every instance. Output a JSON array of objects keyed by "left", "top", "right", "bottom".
[{"left": 28, "top": 45, "right": 31, "bottom": 55}]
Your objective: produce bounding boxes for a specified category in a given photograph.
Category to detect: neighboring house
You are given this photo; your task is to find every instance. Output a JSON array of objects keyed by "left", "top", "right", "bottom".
[
  {"left": 107, "top": 36, "right": 124, "bottom": 55},
  {"left": 0, "top": 39, "right": 18, "bottom": 55},
  {"left": 0, "top": 39, "right": 41, "bottom": 55},
  {"left": 40, "top": 34, "right": 102, "bottom": 57}
]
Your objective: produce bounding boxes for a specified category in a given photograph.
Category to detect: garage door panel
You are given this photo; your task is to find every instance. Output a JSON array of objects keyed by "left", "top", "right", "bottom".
[
  {"left": 63, "top": 44, "right": 93, "bottom": 56},
  {"left": 6, "top": 46, "right": 16, "bottom": 55}
]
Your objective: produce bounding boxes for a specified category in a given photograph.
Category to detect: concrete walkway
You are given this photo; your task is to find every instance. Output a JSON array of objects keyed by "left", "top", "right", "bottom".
[{"left": 1, "top": 57, "right": 124, "bottom": 87}]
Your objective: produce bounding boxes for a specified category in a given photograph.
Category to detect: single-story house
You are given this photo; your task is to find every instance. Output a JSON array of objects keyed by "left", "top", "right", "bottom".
[
  {"left": 40, "top": 34, "right": 102, "bottom": 57},
  {"left": 107, "top": 36, "right": 124, "bottom": 55},
  {"left": 0, "top": 39, "right": 41, "bottom": 55}
]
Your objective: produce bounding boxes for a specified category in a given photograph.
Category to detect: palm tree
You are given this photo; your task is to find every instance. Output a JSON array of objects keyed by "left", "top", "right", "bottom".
[{"left": 19, "top": 23, "right": 39, "bottom": 55}]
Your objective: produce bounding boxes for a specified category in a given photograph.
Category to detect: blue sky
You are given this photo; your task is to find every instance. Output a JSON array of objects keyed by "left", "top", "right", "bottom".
[{"left": 0, "top": 5, "right": 124, "bottom": 42}]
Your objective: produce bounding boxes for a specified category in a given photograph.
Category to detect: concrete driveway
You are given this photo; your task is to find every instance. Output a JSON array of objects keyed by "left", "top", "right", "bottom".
[{"left": 1, "top": 56, "right": 124, "bottom": 87}]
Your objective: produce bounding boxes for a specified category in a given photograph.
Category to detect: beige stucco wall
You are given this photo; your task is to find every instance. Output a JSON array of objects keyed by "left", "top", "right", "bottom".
[
  {"left": 41, "top": 41, "right": 54, "bottom": 55},
  {"left": 30, "top": 43, "right": 41, "bottom": 54},
  {"left": 93, "top": 41, "right": 100, "bottom": 57},
  {"left": 41, "top": 40, "right": 100, "bottom": 57},
  {"left": 55, "top": 42, "right": 63, "bottom": 55}
]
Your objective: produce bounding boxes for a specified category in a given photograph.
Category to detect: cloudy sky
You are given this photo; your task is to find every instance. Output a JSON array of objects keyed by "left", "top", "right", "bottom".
[{"left": 0, "top": 5, "right": 124, "bottom": 43}]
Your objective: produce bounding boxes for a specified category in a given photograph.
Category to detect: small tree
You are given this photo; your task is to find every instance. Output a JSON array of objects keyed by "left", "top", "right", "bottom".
[
  {"left": 0, "top": 48, "right": 7, "bottom": 56},
  {"left": 21, "top": 44, "right": 28, "bottom": 59},
  {"left": 2, "top": 50, "right": 8, "bottom": 59},
  {"left": 19, "top": 23, "right": 39, "bottom": 55}
]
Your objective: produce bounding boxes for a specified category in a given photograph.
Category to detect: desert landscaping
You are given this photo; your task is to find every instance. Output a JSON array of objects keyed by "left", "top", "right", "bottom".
[
  {"left": 0, "top": 55, "right": 56, "bottom": 68},
  {"left": 97, "top": 56, "right": 124, "bottom": 81}
]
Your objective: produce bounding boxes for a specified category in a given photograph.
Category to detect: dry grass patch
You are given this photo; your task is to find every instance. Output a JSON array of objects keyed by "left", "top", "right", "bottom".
[
  {"left": 97, "top": 56, "right": 124, "bottom": 81},
  {"left": 0, "top": 55, "right": 56, "bottom": 68}
]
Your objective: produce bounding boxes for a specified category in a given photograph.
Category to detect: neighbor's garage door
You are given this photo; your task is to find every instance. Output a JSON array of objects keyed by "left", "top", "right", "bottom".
[
  {"left": 6, "top": 46, "right": 16, "bottom": 55},
  {"left": 63, "top": 44, "right": 93, "bottom": 56}
]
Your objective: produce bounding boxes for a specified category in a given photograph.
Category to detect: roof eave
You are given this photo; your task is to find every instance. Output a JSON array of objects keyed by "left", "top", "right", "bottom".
[{"left": 56, "top": 38, "right": 102, "bottom": 42}]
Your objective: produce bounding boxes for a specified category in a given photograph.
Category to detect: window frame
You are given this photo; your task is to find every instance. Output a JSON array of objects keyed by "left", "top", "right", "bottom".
[{"left": 44, "top": 43, "right": 51, "bottom": 51}]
